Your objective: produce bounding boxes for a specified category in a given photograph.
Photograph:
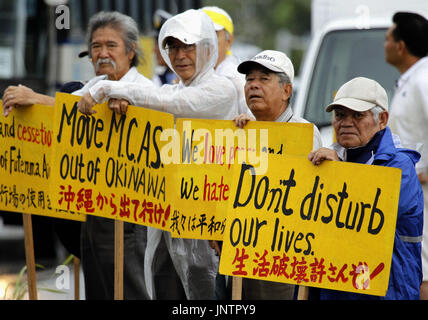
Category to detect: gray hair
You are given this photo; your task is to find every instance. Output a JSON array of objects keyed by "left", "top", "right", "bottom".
[
  {"left": 87, "top": 11, "right": 141, "bottom": 67},
  {"left": 370, "top": 106, "right": 386, "bottom": 123},
  {"left": 276, "top": 72, "right": 293, "bottom": 103}
]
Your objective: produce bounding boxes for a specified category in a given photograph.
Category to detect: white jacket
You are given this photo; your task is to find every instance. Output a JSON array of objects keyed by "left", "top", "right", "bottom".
[
  {"left": 216, "top": 54, "right": 253, "bottom": 116},
  {"left": 88, "top": 9, "right": 238, "bottom": 121},
  {"left": 72, "top": 66, "right": 153, "bottom": 96}
]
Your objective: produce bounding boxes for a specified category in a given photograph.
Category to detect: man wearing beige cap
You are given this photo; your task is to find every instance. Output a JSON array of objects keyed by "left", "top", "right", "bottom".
[
  {"left": 309, "top": 77, "right": 423, "bottom": 300},
  {"left": 223, "top": 50, "right": 321, "bottom": 299}
]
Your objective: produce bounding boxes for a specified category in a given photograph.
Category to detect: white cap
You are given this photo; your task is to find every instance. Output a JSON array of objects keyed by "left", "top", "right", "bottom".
[
  {"left": 161, "top": 9, "right": 207, "bottom": 48},
  {"left": 326, "top": 77, "right": 388, "bottom": 112},
  {"left": 237, "top": 50, "right": 294, "bottom": 83}
]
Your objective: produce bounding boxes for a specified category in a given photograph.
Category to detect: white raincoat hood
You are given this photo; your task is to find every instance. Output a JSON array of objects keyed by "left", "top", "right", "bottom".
[{"left": 158, "top": 9, "right": 218, "bottom": 85}]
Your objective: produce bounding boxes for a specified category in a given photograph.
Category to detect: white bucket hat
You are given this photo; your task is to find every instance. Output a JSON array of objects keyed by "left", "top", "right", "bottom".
[
  {"left": 326, "top": 77, "right": 388, "bottom": 112},
  {"left": 237, "top": 50, "right": 294, "bottom": 83}
]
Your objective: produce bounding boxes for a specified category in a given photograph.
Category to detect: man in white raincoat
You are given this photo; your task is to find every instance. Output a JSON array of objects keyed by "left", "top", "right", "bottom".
[{"left": 77, "top": 9, "right": 239, "bottom": 300}]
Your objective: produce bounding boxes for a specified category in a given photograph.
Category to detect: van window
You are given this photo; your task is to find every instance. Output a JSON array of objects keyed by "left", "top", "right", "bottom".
[{"left": 304, "top": 28, "right": 399, "bottom": 127}]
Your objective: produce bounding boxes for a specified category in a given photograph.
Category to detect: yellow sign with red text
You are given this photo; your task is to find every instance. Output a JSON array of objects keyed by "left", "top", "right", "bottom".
[
  {"left": 49, "top": 93, "right": 174, "bottom": 229},
  {"left": 168, "top": 118, "right": 314, "bottom": 240},
  {"left": 0, "top": 100, "right": 85, "bottom": 221}
]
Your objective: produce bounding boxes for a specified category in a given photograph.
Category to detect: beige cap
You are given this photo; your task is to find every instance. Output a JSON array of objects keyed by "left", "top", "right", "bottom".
[
  {"left": 326, "top": 77, "right": 388, "bottom": 112},
  {"left": 237, "top": 50, "right": 294, "bottom": 83}
]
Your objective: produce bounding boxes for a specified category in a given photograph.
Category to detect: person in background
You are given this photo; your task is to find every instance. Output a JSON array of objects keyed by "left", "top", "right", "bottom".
[
  {"left": 77, "top": 9, "right": 239, "bottom": 300},
  {"left": 232, "top": 50, "right": 322, "bottom": 299},
  {"left": 151, "top": 9, "right": 177, "bottom": 86},
  {"left": 202, "top": 6, "right": 251, "bottom": 116},
  {"left": 308, "top": 77, "right": 423, "bottom": 300},
  {"left": 384, "top": 11, "right": 428, "bottom": 299}
]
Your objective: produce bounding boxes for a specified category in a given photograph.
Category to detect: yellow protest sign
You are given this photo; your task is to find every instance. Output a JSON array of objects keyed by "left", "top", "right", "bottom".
[
  {"left": 168, "top": 119, "right": 314, "bottom": 240},
  {"left": 49, "top": 93, "right": 174, "bottom": 230},
  {"left": 219, "top": 156, "right": 401, "bottom": 296},
  {"left": 0, "top": 101, "right": 85, "bottom": 221}
]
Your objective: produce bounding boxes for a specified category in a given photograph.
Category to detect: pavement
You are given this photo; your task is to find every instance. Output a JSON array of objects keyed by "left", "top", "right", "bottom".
[{"left": 0, "top": 218, "right": 85, "bottom": 300}]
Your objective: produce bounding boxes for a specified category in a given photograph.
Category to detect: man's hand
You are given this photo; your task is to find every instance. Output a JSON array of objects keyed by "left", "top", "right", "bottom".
[
  {"left": 77, "top": 92, "right": 98, "bottom": 115},
  {"left": 2, "top": 85, "right": 36, "bottom": 117},
  {"left": 419, "top": 172, "right": 427, "bottom": 185},
  {"left": 209, "top": 240, "right": 222, "bottom": 256},
  {"left": 308, "top": 147, "right": 340, "bottom": 165},
  {"left": 108, "top": 98, "right": 129, "bottom": 115},
  {"left": 234, "top": 113, "right": 254, "bottom": 129}
]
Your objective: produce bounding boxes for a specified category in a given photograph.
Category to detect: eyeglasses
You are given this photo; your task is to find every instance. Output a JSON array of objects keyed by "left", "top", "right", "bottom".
[{"left": 165, "top": 43, "right": 196, "bottom": 54}]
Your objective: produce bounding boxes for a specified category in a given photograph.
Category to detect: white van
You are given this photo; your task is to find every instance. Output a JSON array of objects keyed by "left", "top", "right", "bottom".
[{"left": 293, "top": 0, "right": 428, "bottom": 147}]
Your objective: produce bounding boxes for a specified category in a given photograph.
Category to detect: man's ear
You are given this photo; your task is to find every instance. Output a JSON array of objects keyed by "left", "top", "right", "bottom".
[
  {"left": 226, "top": 33, "right": 234, "bottom": 51},
  {"left": 396, "top": 40, "right": 407, "bottom": 57},
  {"left": 128, "top": 43, "right": 136, "bottom": 62},
  {"left": 379, "top": 111, "right": 389, "bottom": 129},
  {"left": 283, "top": 83, "right": 293, "bottom": 102}
]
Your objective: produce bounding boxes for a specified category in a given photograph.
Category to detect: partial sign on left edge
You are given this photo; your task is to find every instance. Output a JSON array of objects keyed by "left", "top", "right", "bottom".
[{"left": 0, "top": 100, "right": 85, "bottom": 221}]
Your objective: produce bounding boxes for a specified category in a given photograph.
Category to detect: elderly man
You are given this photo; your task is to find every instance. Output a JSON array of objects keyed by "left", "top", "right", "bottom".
[
  {"left": 203, "top": 6, "right": 250, "bottom": 116},
  {"left": 230, "top": 50, "right": 322, "bottom": 299},
  {"left": 384, "top": 12, "right": 428, "bottom": 299},
  {"left": 308, "top": 77, "right": 423, "bottom": 300},
  {"left": 76, "top": 11, "right": 154, "bottom": 301},
  {"left": 77, "top": 9, "right": 239, "bottom": 300}
]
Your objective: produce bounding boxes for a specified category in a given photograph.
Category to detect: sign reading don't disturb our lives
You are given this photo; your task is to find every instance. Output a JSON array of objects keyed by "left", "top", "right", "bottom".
[{"left": 219, "top": 156, "right": 401, "bottom": 296}]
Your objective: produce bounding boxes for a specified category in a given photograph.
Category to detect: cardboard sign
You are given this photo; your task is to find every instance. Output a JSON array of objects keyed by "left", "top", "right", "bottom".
[
  {"left": 168, "top": 119, "right": 314, "bottom": 240},
  {"left": 0, "top": 101, "right": 85, "bottom": 221},
  {"left": 219, "top": 156, "right": 401, "bottom": 296},
  {"left": 49, "top": 93, "right": 174, "bottom": 230}
]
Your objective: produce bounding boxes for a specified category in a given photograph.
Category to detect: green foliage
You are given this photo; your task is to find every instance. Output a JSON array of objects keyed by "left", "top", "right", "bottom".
[{"left": 2, "top": 255, "right": 74, "bottom": 300}]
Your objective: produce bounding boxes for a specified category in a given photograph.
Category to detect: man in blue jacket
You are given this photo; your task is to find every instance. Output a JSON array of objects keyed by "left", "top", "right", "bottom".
[{"left": 308, "top": 77, "right": 423, "bottom": 299}]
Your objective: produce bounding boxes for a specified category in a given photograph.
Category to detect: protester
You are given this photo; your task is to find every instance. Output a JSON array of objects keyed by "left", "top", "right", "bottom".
[
  {"left": 308, "top": 77, "right": 423, "bottom": 299},
  {"left": 77, "top": 9, "right": 239, "bottom": 300},
  {"left": 230, "top": 50, "right": 322, "bottom": 299},
  {"left": 202, "top": 6, "right": 251, "bottom": 116},
  {"left": 384, "top": 11, "right": 428, "bottom": 299}
]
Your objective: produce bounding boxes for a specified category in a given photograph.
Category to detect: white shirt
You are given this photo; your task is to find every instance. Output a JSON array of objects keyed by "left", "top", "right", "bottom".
[
  {"left": 276, "top": 106, "right": 323, "bottom": 150},
  {"left": 216, "top": 54, "right": 252, "bottom": 116},
  {"left": 72, "top": 66, "right": 153, "bottom": 96},
  {"left": 89, "top": 68, "right": 238, "bottom": 121},
  {"left": 389, "top": 56, "right": 428, "bottom": 175}
]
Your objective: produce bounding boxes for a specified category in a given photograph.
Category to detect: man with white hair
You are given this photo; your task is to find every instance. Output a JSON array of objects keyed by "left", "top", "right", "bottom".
[{"left": 77, "top": 9, "right": 239, "bottom": 300}]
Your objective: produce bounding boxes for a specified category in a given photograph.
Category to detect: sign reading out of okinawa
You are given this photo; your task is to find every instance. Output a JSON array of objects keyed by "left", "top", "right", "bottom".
[
  {"left": 50, "top": 93, "right": 174, "bottom": 230},
  {"left": 219, "top": 156, "right": 401, "bottom": 296},
  {"left": 0, "top": 100, "right": 85, "bottom": 221},
  {"left": 168, "top": 118, "right": 314, "bottom": 240}
]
